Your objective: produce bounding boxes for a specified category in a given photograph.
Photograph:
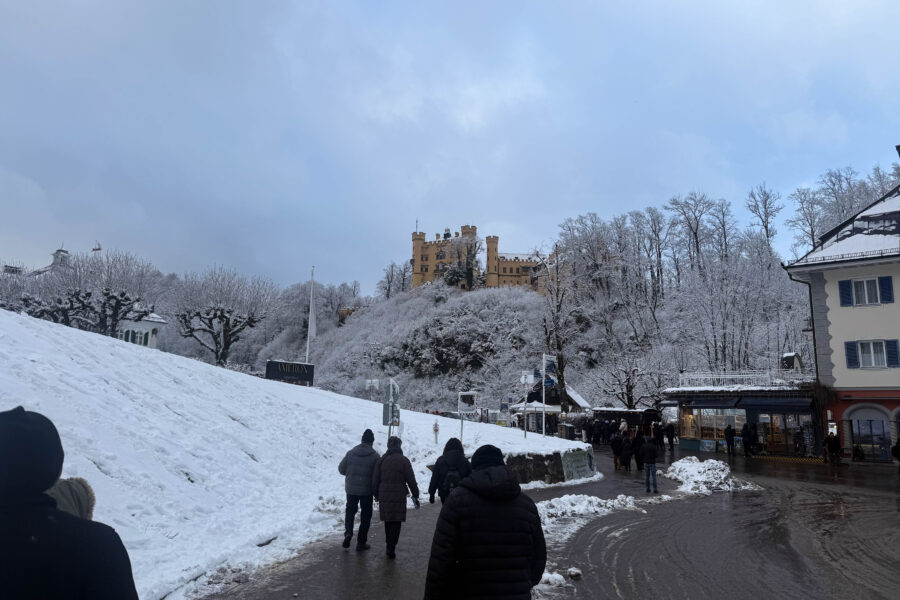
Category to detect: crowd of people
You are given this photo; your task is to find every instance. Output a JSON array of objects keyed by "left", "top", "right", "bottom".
[
  {"left": 584, "top": 418, "right": 677, "bottom": 494},
  {"left": 339, "top": 429, "right": 547, "bottom": 598},
  {"left": 2, "top": 406, "right": 547, "bottom": 600}
]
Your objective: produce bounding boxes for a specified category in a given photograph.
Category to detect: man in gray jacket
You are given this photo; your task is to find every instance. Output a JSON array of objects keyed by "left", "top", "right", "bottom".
[{"left": 338, "top": 429, "right": 380, "bottom": 551}]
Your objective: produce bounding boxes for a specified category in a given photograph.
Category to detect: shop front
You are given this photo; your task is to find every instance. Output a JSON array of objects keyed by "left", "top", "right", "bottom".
[{"left": 673, "top": 391, "right": 819, "bottom": 457}]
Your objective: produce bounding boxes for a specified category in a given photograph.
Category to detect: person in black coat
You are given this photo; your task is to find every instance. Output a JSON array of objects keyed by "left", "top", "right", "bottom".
[
  {"left": 741, "top": 423, "right": 751, "bottom": 457},
  {"left": 724, "top": 424, "right": 736, "bottom": 458},
  {"left": 641, "top": 441, "right": 659, "bottom": 493},
  {"left": 423, "top": 444, "right": 546, "bottom": 600},
  {"left": 620, "top": 432, "right": 633, "bottom": 472},
  {"left": 338, "top": 428, "right": 381, "bottom": 550},
  {"left": 633, "top": 431, "right": 645, "bottom": 471},
  {"left": 428, "top": 438, "right": 472, "bottom": 504},
  {"left": 665, "top": 423, "right": 676, "bottom": 452},
  {"left": 373, "top": 436, "right": 419, "bottom": 559},
  {"left": 610, "top": 432, "right": 623, "bottom": 470},
  {"left": 0, "top": 406, "right": 138, "bottom": 600}
]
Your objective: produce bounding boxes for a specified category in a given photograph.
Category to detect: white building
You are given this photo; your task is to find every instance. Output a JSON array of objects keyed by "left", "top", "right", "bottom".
[{"left": 117, "top": 313, "right": 168, "bottom": 349}]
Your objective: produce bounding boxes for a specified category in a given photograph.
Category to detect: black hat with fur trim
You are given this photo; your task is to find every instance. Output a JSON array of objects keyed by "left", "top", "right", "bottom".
[{"left": 0, "top": 406, "right": 64, "bottom": 496}]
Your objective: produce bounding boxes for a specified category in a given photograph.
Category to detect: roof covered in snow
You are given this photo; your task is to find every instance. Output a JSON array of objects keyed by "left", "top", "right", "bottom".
[
  {"left": 788, "top": 184, "right": 900, "bottom": 269},
  {"left": 498, "top": 252, "right": 537, "bottom": 262}
]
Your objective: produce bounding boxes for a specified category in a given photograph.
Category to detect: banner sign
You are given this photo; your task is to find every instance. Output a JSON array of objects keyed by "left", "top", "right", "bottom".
[
  {"left": 561, "top": 449, "right": 594, "bottom": 481},
  {"left": 265, "top": 360, "right": 314, "bottom": 386}
]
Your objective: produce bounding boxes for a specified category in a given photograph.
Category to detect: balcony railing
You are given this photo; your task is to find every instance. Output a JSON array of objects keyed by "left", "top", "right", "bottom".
[{"left": 677, "top": 370, "right": 814, "bottom": 388}]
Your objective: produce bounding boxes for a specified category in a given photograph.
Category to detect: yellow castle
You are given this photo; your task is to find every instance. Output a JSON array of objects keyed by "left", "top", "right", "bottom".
[{"left": 411, "top": 225, "right": 539, "bottom": 290}]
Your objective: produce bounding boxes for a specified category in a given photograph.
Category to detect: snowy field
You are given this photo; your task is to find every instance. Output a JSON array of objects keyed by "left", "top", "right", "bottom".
[{"left": 0, "top": 310, "right": 589, "bottom": 600}]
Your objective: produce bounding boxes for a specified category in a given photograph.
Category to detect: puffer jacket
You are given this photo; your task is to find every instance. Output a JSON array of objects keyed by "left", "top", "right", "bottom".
[
  {"left": 373, "top": 448, "right": 419, "bottom": 522},
  {"left": 339, "top": 442, "right": 380, "bottom": 496},
  {"left": 428, "top": 449, "right": 472, "bottom": 503},
  {"left": 423, "top": 464, "right": 546, "bottom": 600}
]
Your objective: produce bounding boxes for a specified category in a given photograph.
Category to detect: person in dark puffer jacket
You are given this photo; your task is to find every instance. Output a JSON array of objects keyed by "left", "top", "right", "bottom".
[
  {"left": 0, "top": 406, "right": 138, "bottom": 600},
  {"left": 423, "top": 444, "right": 546, "bottom": 600},
  {"left": 428, "top": 437, "right": 472, "bottom": 504},
  {"left": 372, "top": 436, "right": 419, "bottom": 559},
  {"left": 338, "top": 428, "right": 381, "bottom": 550}
]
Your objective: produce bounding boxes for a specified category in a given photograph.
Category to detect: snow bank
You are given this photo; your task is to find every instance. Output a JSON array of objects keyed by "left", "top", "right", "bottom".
[
  {"left": 663, "top": 456, "right": 762, "bottom": 495},
  {"left": 0, "top": 310, "right": 588, "bottom": 600}
]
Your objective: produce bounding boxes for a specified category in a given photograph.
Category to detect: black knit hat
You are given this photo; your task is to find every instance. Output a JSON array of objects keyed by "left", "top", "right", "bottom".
[
  {"left": 0, "top": 406, "right": 64, "bottom": 495},
  {"left": 471, "top": 444, "right": 504, "bottom": 470},
  {"left": 361, "top": 429, "right": 375, "bottom": 444}
]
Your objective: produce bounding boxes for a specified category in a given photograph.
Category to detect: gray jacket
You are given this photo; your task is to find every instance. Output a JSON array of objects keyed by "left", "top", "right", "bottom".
[{"left": 339, "top": 442, "right": 380, "bottom": 496}]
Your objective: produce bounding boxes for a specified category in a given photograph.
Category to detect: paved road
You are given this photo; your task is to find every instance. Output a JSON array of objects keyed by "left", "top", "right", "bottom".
[{"left": 203, "top": 447, "right": 900, "bottom": 600}]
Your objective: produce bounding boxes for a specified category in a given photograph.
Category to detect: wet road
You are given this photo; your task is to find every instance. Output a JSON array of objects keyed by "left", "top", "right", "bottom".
[
  {"left": 546, "top": 451, "right": 900, "bottom": 600},
  {"left": 202, "top": 448, "right": 900, "bottom": 600}
]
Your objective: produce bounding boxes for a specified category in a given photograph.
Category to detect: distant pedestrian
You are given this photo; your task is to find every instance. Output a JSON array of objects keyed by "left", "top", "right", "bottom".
[
  {"left": 724, "top": 424, "right": 735, "bottom": 458},
  {"left": 423, "top": 444, "right": 546, "bottom": 599},
  {"left": 338, "top": 428, "right": 380, "bottom": 551},
  {"left": 826, "top": 432, "right": 841, "bottom": 465},
  {"left": 750, "top": 423, "right": 759, "bottom": 454},
  {"left": 891, "top": 440, "right": 900, "bottom": 474},
  {"left": 741, "top": 423, "right": 751, "bottom": 457},
  {"left": 600, "top": 421, "right": 611, "bottom": 444},
  {"left": 0, "top": 406, "right": 138, "bottom": 599},
  {"left": 619, "top": 419, "right": 629, "bottom": 435},
  {"left": 372, "top": 436, "right": 419, "bottom": 559},
  {"left": 665, "top": 423, "right": 675, "bottom": 452},
  {"left": 610, "top": 431, "right": 623, "bottom": 470},
  {"left": 653, "top": 422, "right": 665, "bottom": 450},
  {"left": 621, "top": 432, "right": 633, "bottom": 472},
  {"left": 428, "top": 437, "right": 471, "bottom": 504},
  {"left": 641, "top": 437, "right": 659, "bottom": 493},
  {"left": 633, "top": 431, "right": 645, "bottom": 471}
]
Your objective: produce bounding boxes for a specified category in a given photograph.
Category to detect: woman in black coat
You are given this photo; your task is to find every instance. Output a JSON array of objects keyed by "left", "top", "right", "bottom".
[
  {"left": 428, "top": 437, "right": 472, "bottom": 504},
  {"left": 633, "top": 432, "right": 645, "bottom": 472},
  {"left": 620, "top": 433, "right": 633, "bottom": 472},
  {"left": 372, "top": 436, "right": 419, "bottom": 559}
]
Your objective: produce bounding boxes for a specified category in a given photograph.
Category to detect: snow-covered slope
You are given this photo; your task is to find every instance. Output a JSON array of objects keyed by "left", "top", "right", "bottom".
[{"left": 0, "top": 310, "right": 586, "bottom": 599}]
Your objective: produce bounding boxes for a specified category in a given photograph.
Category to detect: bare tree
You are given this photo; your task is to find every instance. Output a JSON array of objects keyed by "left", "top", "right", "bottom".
[
  {"left": 378, "top": 262, "right": 399, "bottom": 299},
  {"left": 176, "top": 267, "right": 278, "bottom": 366},
  {"left": 786, "top": 187, "right": 824, "bottom": 255},
  {"left": 666, "top": 192, "right": 715, "bottom": 272},
  {"left": 745, "top": 182, "right": 784, "bottom": 250}
]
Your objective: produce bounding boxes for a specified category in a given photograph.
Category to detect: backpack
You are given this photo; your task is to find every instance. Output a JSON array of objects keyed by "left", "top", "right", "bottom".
[{"left": 440, "top": 465, "right": 462, "bottom": 498}]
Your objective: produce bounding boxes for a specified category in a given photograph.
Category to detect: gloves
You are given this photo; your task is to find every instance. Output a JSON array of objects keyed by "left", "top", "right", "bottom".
[
  {"left": 429, "top": 494, "right": 435, "bottom": 504},
  {"left": 413, "top": 497, "right": 420, "bottom": 509}
]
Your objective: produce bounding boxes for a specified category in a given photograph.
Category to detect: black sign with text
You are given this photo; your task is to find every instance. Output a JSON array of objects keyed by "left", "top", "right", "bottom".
[{"left": 265, "top": 360, "right": 314, "bottom": 386}]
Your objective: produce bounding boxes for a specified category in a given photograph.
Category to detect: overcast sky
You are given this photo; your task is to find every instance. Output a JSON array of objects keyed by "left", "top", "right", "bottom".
[{"left": 1, "top": 1, "right": 898, "bottom": 294}]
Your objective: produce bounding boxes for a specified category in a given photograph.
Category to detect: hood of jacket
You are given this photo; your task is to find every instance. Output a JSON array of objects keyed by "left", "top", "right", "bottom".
[
  {"left": 443, "top": 448, "right": 468, "bottom": 469},
  {"left": 350, "top": 442, "right": 377, "bottom": 458},
  {"left": 459, "top": 464, "right": 521, "bottom": 501}
]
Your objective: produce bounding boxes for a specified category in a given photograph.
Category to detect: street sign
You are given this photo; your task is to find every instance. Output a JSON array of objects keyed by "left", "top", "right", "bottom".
[
  {"left": 265, "top": 360, "right": 314, "bottom": 386},
  {"left": 383, "top": 402, "right": 400, "bottom": 426}
]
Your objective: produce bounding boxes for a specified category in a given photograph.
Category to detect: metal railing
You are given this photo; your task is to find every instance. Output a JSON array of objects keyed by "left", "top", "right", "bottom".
[{"left": 677, "top": 370, "right": 814, "bottom": 388}]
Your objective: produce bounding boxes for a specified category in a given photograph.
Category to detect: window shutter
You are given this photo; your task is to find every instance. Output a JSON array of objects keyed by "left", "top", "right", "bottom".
[
  {"left": 886, "top": 340, "right": 900, "bottom": 368},
  {"left": 878, "top": 276, "right": 894, "bottom": 304},
  {"left": 838, "top": 280, "right": 853, "bottom": 306},
  {"left": 845, "top": 341, "right": 860, "bottom": 369}
]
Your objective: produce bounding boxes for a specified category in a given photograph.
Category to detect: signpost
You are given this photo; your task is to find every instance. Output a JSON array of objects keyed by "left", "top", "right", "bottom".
[
  {"left": 541, "top": 354, "right": 556, "bottom": 436},
  {"left": 458, "top": 391, "right": 477, "bottom": 442},
  {"left": 383, "top": 378, "right": 400, "bottom": 439},
  {"left": 265, "top": 360, "right": 314, "bottom": 386}
]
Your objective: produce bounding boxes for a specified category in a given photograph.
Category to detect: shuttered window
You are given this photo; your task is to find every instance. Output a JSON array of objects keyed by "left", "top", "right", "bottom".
[
  {"left": 886, "top": 340, "right": 900, "bottom": 367},
  {"left": 878, "top": 276, "right": 894, "bottom": 304},
  {"left": 845, "top": 341, "right": 859, "bottom": 368},
  {"left": 838, "top": 280, "right": 853, "bottom": 306}
]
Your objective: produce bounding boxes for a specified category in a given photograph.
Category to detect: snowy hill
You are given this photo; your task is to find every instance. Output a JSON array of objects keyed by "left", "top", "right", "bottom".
[{"left": 0, "top": 309, "right": 587, "bottom": 599}]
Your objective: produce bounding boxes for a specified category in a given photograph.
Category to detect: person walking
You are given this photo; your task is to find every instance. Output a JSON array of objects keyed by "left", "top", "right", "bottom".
[
  {"left": 827, "top": 432, "right": 842, "bottom": 465},
  {"left": 665, "top": 422, "right": 676, "bottom": 452},
  {"left": 621, "top": 432, "right": 633, "bottom": 473},
  {"left": 428, "top": 437, "right": 471, "bottom": 504},
  {"left": 600, "top": 420, "right": 610, "bottom": 444},
  {"left": 0, "top": 406, "right": 138, "bottom": 599},
  {"left": 423, "top": 444, "right": 546, "bottom": 599},
  {"left": 633, "top": 431, "right": 645, "bottom": 472},
  {"left": 610, "top": 430, "right": 623, "bottom": 470},
  {"left": 654, "top": 422, "right": 665, "bottom": 451},
  {"left": 741, "top": 422, "right": 751, "bottom": 457},
  {"left": 338, "top": 428, "right": 380, "bottom": 551},
  {"left": 724, "top": 424, "right": 735, "bottom": 458},
  {"left": 641, "top": 436, "right": 659, "bottom": 493},
  {"left": 372, "top": 436, "right": 419, "bottom": 559},
  {"left": 891, "top": 439, "right": 900, "bottom": 474},
  {"left": 619, "top": 419, "right": 629, "bottom": 435}
]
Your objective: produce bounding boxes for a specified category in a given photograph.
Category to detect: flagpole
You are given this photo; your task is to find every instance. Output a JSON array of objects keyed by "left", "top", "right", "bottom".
[{"left": 306, "top": 265, "right": 315, "bottom": 363}]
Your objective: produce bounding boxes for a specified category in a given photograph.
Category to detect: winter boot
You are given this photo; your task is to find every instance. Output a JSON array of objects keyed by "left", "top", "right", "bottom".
[{"left": 342, "top": 533, "right": 352, "bottom": 549}]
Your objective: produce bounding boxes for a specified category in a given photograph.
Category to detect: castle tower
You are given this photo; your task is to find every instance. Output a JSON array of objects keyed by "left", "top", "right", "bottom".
[
  {"left": 485, "top": 235, "right": 499, "bottom": 287},
  {"left": 411, "top": 231, "right": 425, "bottom": 287}
]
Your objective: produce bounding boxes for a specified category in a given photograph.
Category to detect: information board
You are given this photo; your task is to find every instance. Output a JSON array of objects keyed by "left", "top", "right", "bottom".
[
  {"left": 560, "top": 449, "right": 595, "bottom": 481},
  {"left": 265, "top": 360, "right": 314, "bottom": 386}
]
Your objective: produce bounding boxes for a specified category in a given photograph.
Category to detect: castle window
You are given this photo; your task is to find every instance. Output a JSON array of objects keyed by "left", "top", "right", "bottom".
[
  {"left": 436, "top": 251, "right": 446, "bottom": 260},
  {"left": 516, "top": 267, "right": 520, "bottom": 273},
  {"left": 502, "top": 267, "right": 507, "bottom": 273}
]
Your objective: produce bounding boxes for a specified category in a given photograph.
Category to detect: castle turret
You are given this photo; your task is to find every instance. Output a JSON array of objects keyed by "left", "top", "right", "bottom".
[
  {"left": 412, "top": 231, "right": 425, "bottom": 287},
  {"left": 485, "top": 235, "right": 499, "bottom": 287}
]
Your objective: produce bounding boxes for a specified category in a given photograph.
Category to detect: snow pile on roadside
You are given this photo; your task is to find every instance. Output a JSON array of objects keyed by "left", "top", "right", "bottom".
[
  {"left": 538, "top": 493, "right": 639, "bottom": 525},
  {"left": 663, "top": 456, "right": 762, "bottom": 495},
  {"left": 521, "top": 471, "right": 602, "bottom": 490},
  {"left": 0, "top": 310, "right": 589, "bottom": 600}
]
